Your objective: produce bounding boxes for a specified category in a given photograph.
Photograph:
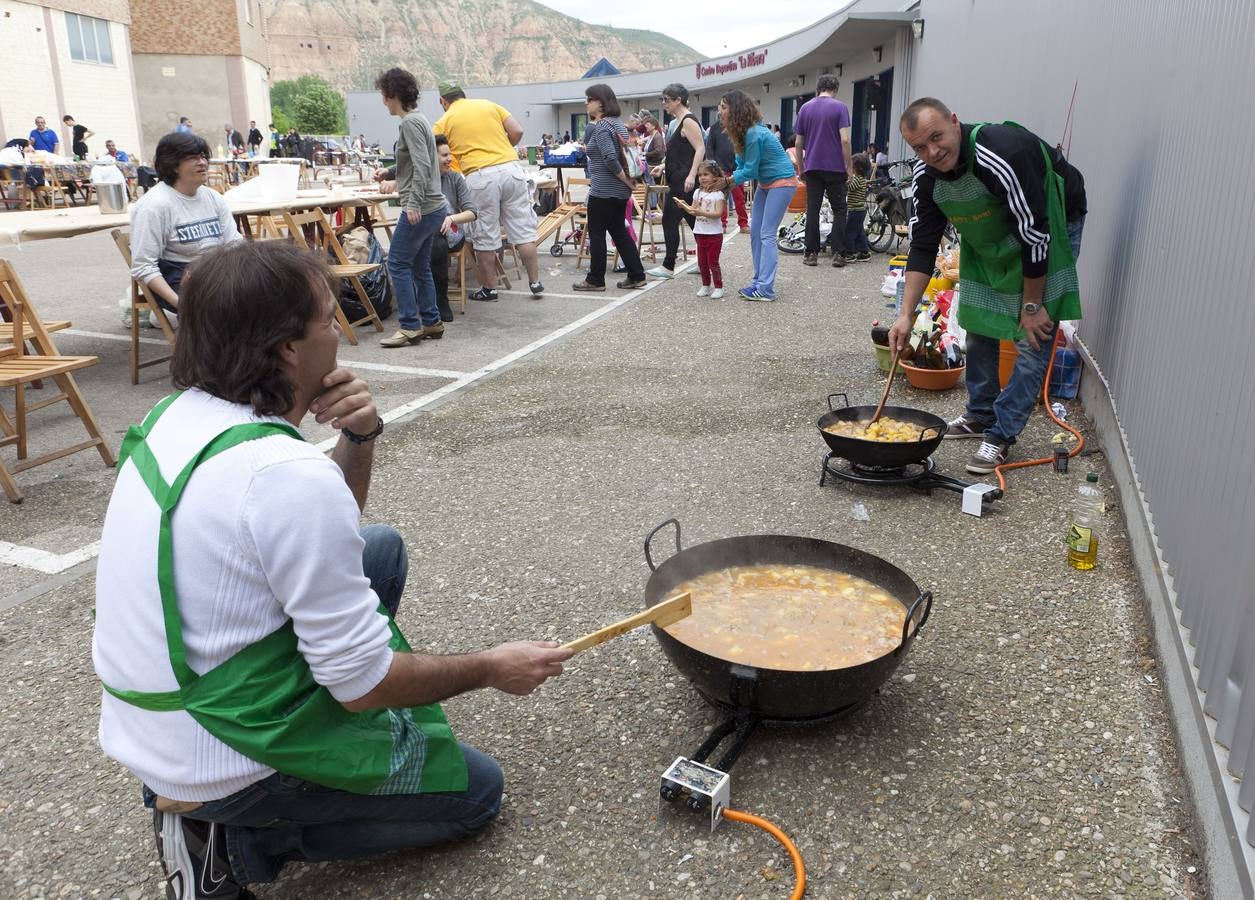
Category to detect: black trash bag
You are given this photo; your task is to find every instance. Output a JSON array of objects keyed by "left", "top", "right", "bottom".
[
  {"left": 336, "top": 229, "right": 393, "bottom": 322},
  {"left": 136, "top": 166, "right": 159, "bottom": 191}
]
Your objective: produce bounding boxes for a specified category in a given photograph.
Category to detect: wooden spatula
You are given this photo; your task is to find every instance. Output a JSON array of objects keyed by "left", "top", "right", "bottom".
[
  {"left": 562, "top": 592, "right": 692, "bottom": 654},
  {"left": 869, "top": 349, "right": 902, "bottom": 426}
]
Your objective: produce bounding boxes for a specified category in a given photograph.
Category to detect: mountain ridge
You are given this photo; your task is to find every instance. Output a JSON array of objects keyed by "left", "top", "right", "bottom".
[{"left": 261, "top": 0, "right": 701, "bottom": 95}]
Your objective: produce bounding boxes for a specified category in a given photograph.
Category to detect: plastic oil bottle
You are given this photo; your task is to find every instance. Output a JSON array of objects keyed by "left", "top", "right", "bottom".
[{"left": 1067, "top": 473, "right": 1103, "bottom": 570}]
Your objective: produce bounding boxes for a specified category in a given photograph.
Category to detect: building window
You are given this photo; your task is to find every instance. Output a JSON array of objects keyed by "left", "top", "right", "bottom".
[{"left": 65, "top": 12, "right": 113, "bottom": 65}]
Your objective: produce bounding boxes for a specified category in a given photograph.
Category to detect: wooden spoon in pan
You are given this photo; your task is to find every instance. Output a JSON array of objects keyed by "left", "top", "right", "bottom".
[{"left": 868, "top": 349, "right": 902, "bottom": 427}]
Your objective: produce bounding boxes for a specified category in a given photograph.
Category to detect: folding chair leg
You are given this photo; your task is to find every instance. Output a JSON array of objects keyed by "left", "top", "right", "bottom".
[
  {"left": 335, "top": 302, "right": 359, "bottom": 345},
  {"left": 15, "top": 381, "right": 27, "bottom": 460},
  {"left": 0, "top": 456, "right": 21, "bottom": 503},
  {"left": 348, "top": 278, "right": 384, "bottom": 332},
  {"left": 55, "top": 373, "right": 116, "bottom": 467}
]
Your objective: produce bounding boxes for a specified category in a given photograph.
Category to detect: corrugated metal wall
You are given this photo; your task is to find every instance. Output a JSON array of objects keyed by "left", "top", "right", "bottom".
[{"left": 911, "top": 0, "right": 1255, "bottom": 849}]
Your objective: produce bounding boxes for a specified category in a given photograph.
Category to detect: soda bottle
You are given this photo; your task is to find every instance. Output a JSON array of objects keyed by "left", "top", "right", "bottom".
[{"left": 1067, "top": 473, "right": 1103, "bottom": 570}]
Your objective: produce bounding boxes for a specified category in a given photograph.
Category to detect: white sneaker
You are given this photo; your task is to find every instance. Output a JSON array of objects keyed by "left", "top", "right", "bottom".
[
  {"left": 710, "top": 288, "right": 725, "bottom": 299},
  {"left": 646, "top": 266, "right": 675, "bottom": 279},
  {"left": 696, "top": 285, "right": 710, "bottom": 297}
]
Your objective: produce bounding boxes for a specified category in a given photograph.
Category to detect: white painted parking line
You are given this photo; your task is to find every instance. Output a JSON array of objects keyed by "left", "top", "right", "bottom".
[
  {"left": 499, "top": 289, "right": 625, "bottom": 301},
  {"left": 336, "top": 359, "right": 470, "bottom": 379},
  {"left": 0, "top": 540, "right": 102, "bottom": 575},
  {"left": 63, "top": 328, "right": 168, "bottom": 346}
]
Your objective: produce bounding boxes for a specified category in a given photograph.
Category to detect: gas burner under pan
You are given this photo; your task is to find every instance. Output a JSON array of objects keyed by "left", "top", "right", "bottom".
[{"left": 820, "top": 451, "right": 1002, "bottom": 516}]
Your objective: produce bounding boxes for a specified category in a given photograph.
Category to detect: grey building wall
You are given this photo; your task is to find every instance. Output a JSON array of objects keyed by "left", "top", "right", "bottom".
[{"left": 910, "top": 0, "right": 1255, "bottom": 883}]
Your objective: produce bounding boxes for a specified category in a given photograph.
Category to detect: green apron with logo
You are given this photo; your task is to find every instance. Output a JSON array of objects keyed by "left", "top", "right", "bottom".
[
  {"left": 100, "top": 393, "right": 467, "bottom": 796},
  {"left": 931, "top": 122, "right": 1081, "bottom": 342}
]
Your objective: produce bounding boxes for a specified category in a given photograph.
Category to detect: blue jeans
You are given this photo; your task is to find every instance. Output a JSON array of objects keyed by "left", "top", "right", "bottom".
[
  {"left": 845, "top": 209, "right": 870, "bottom": 253},
  {"left": 145, "top": 525, "right": 505, "bottom": 884},
  {"left": 963, "top": 216, "right": 1086, "bottom": 444},
  {"left": 387, "top": 210, "right": 443, "bottom": 330},
  {"left": 748, "top": 183, "right": 797, "bottom": 297}
]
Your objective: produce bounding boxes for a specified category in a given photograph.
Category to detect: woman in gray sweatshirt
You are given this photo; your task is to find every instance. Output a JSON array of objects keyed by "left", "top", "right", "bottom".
[{"left": 374, "top": 68, "right": 449, "bottom": 348}]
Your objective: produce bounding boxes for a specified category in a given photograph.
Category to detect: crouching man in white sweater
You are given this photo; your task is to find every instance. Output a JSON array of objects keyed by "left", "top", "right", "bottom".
[{"left": 92, "top": 240, "right": 573, "bottom": 899}]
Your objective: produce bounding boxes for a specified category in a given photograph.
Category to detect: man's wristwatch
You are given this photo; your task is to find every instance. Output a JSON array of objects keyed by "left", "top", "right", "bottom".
[
  {"left": 1021, "top": 302, "right": 1041, "bottom": 315},
  {"left": 341, "top": 417, "right": 384, "bottom": 444}
]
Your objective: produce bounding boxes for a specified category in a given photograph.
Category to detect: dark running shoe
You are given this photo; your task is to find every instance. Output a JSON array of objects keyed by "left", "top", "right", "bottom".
[
  {"left": 529, "top": 281, "right": 544, "bottom": 296},
  {"left": 154, "top": 809, "right": 252, "bottom": 899},
  {"left": 944, "top": 414, "right": 990, "bottom": 440},
  {"left": 469, "top": 287, "right": 499, "bottom": 302},
  {"left": 831, "top": 251, "right": 846, "bottom": 268},
  {"left": 966, "top": 439, "right": 1010, "bottom": 475}
]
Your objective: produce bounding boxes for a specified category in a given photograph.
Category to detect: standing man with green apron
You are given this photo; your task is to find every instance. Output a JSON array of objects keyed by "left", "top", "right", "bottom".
[
  {"left": 889, "top": 97, "right": 1087, "bottom": 475},
  {"left": 92, "top": 241, "right": 572, "bottom": 898}
]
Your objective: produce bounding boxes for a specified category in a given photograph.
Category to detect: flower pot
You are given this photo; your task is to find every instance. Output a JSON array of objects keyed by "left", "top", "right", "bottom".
[
  {"left": 901, "top": 362, "right": 965, "bottom": 391},
  {"left": 872, "top": 341, "right": 892, "bottom": 373}
]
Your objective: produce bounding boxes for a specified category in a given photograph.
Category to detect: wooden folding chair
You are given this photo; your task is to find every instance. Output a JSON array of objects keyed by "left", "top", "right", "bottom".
[
  {"left": 0, "top": 260, "right": 115, "bottom": 502},
  {"left": 282, "top": 208, "right": 384, "bottom": 345},
  {"left": 637, "top": 183, "right": 675, "bottom": 262},
  {"left": 449, "top": 240, "right": 519, "bottom": 300},
  {"left": 28, "top": 166, "right": 71, "bottom": 210},
  {"left": 365, "top": 201, "right": 394, "bottom": 241},
  {"left": 448, "top": 243, "right": 470, "bottom": 315},
  {"left": 110, "top": 230, "right": 177, "bottom": 384}
]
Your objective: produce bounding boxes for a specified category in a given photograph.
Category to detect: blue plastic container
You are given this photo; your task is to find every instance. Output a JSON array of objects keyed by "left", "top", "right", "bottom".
[{"left": 1048, "top": 348, "right": 1081, "bottom": 399}]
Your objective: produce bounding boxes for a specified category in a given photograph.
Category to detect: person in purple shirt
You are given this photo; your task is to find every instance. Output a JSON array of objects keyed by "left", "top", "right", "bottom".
[
  {"left": 29, "top": 116, "right": 59, "bottom": 153},
  {"left": 792, "top": 74, "right": 854, "bottom": 267}
]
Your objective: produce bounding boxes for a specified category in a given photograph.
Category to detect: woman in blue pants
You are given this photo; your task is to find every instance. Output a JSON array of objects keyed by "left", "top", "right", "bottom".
[{"left": 720, "top": 90, "right": 798, "bottom": 301}]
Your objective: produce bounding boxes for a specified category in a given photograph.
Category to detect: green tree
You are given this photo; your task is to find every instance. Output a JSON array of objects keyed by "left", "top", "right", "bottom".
[{"left": 271, "top": 75, "right": 347, "bottom": 134}]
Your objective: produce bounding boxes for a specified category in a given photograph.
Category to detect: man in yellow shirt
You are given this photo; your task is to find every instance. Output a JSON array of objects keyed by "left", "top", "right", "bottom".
[{"left": 434, "top": 81, "right": 542, "bottom": 300}]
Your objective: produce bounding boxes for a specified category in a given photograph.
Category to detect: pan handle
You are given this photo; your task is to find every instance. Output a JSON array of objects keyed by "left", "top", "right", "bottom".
[
  {"left": 919, "top": 425, "right": 943, "bottom": 440},
  {"left": 645, "top": 518, "right": 682, "bottom": 571},
  {"left": 897, "top": 591, "right": 933, "bottom": 654},
  {"left": 827, "top": 392, "right": 851, "bottom": 412}
]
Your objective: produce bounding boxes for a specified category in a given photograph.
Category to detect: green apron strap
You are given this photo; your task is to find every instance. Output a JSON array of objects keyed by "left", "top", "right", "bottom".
[
  {"left": 117, "top": 391, "right": 182, "bottom": 471},
  {"left": 118, "top": 401, "right": 304, "bottom": 690}
]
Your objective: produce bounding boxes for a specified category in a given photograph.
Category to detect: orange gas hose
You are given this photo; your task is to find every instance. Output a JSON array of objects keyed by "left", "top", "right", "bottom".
[
  {"left": 991, "top": 341, "right": 1085, "bottom": 492},
  {"left": 722, "top": 808, "right": 806, "bottom": 899}
]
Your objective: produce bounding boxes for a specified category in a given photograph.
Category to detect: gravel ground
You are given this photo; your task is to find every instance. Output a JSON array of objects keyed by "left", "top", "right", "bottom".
[{"left": 0, "top": 236, "right": 1201, "bottom": 898}]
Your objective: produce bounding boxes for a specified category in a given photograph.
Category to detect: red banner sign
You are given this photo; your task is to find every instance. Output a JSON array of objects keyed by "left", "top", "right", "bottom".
[{"left": 694, "top": 48, "right": 769, "bottom": 81}]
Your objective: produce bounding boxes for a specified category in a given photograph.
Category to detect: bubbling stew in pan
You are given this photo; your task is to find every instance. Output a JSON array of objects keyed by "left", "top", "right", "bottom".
[{"left": 663, "top": 564, "right": 906, "bottom": 670}]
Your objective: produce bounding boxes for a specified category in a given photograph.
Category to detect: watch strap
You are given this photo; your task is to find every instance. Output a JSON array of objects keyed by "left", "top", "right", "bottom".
[{"left": 341, "top": 416, "right": 384, "bottom": 444}]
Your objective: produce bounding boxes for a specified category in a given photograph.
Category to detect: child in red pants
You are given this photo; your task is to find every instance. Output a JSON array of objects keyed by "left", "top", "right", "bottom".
[{"left": 678, "top": 161, "right": 728, "bottom": 298}]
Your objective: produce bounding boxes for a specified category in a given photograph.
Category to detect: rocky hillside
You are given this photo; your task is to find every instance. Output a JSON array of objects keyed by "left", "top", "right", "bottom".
[{"left": 262, "top": 0, "right": 700, "bottom": 94}]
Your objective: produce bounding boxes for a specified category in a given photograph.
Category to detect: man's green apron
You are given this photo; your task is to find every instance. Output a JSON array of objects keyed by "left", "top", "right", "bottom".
[
  {"left": 100, "top": 393, "right": 467, "bottom": 795},
  {"left": 931, "top": 122, "right": 1081, "bottom": 342}
]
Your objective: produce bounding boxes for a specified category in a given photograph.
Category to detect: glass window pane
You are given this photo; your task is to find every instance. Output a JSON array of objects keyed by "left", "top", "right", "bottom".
[
  {"left": 65, "top": 13, "right": 84, "bottom": 61},
  {"left": 96, "top": 19, "right": 113, "bottom": 64},
  {"left": 81, "top": 14, "right": 98, "bottom": 63}
]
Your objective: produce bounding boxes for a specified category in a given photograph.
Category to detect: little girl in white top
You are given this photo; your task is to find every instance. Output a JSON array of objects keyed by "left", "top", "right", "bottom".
[{"left": 677, "top": 161, "right": 728, "bottom": 298}]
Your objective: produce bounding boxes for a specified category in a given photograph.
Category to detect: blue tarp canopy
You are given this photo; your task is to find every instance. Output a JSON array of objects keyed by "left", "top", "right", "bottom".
[{"left": 581, "top": 58, "right": 621, "bottom": 78}]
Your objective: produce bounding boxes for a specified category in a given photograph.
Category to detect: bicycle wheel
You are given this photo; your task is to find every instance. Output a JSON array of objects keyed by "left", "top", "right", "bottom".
[
  {"left": 866, "top": 208, "right": 893, "bottom": 252},
  {"left": 777, "top": 235, "right": 806, "bottom": 254}
]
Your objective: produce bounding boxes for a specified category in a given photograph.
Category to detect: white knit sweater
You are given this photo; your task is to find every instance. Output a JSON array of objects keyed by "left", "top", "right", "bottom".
[{"left": 92, "top": 390, "right": 394, "bottom": 802}]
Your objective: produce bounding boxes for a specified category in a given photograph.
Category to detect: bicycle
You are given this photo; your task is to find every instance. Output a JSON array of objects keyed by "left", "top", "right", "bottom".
[
  {"left": 864, "top": 159, "right": 916, "bottom": 253},
  {"left": 864, "top": 159, "right": 959, "bottom": 253}
]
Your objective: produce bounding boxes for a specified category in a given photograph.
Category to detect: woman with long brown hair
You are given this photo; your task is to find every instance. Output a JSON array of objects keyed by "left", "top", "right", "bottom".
[{"left": 720, "top": 89, "right": 798, "bottom": 300}]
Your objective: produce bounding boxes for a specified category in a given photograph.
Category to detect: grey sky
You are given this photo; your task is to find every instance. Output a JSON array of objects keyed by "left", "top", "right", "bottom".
[{"left": 534, "top": 1, "right": 823, "bottom": 60}]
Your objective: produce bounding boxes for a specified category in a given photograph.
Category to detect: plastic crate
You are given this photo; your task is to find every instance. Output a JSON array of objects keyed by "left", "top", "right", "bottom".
[
  {"left": 1048, "top": 348, "right": 1081, "bottom": 399},
  {"left": 543, "top": 148, "right": 585, "bottom": 166}
]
